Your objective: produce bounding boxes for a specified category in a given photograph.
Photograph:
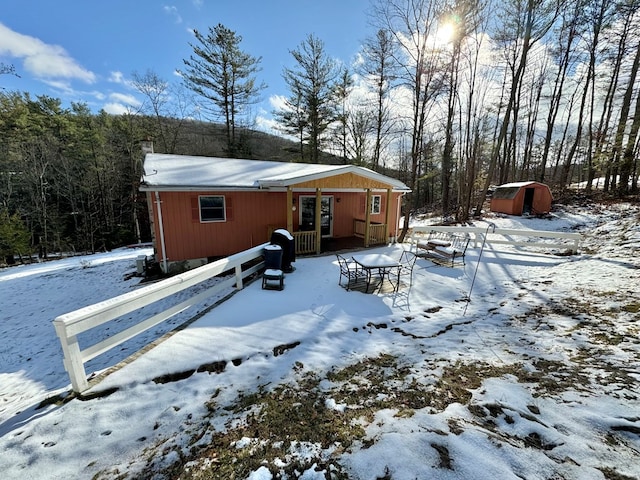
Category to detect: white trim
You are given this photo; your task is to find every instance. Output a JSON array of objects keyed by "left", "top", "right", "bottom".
[
  {"left": 154, "top": 191, "right": 168, "bottom": 273},
  {"left": 198, "top": 194, "right": 226, "bottom": 223},
  {"left": 140, "top": 185, "right": 404, "bottom": 193},
  {"left": 140, "top": 185, "right": 257, "bottom": 192},
  {"left": 258, "top": 164, "right": 410, "bottom": 191},
  {"left": 371, "top": 194, "right": 382, "bottom": 214}
]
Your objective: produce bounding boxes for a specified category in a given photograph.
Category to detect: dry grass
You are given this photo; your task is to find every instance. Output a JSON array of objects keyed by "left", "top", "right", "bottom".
[{"left": 107, "top": 269, "right": 640, "bottom": 480}]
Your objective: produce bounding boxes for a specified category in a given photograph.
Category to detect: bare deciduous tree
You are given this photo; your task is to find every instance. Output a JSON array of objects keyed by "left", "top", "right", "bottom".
[
  {"left": 131, "top": 69, "right": 194, "bottom": 154},
  {"left": 475, "top": 0, "right": 560, "bottom": 215},
  {"left": 359, "top": 28, "right": 398, "bottom": 171},
  {"left": 372, "top": 0, "right": 449, "bottom": 240}
]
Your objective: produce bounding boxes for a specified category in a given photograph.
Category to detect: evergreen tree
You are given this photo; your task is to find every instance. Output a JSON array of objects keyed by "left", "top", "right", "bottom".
[
  {"left": 277, "top": 34, "right": 340, "bottom": 163},
  {"left": 180, "top": 24, "right": 266, "bottom": 157},
  {"left": 0, "top": 209, "right": 30, "bottom": 264}
]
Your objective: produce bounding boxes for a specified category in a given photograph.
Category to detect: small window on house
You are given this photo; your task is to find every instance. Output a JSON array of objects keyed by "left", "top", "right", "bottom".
[
  {"left": 199, "top": 195, "right": 226, "bottom": 222},
  {"left": 371, "top": 195, "right": 381, "bottom": 214}
]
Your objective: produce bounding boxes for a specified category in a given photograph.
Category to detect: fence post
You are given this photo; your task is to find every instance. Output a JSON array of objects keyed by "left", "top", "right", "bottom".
[
  {"left": 235, "top": 264, "right": 244, "bottom": 289},
  {"left": 53, "top": 319, "right": 90, "bottom": 393}
]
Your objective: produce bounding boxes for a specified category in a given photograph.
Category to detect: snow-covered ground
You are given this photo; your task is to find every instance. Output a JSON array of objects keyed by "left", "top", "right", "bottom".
[{"left": 1, "top": 202, "right": 639, "bottom": 480}]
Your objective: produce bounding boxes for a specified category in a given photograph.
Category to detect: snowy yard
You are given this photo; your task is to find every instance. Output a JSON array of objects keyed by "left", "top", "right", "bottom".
[{"left": 1, "top": 202, "right": 639, "bottom": 479}]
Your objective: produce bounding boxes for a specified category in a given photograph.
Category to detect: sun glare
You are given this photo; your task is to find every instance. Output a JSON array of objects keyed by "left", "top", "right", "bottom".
[{"left": 437, "top": 22, "right": 455, "bottom": 44}]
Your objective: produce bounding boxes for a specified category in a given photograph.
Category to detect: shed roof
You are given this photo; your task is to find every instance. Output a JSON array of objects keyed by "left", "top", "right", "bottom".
[
  {"left": 495, "top": 181, "right": 538, "bottom": 189},
  {"left": 140, "top": 154, "right": 411, "bottom": 192},
  {"left": 492, "top": 181, "right": 552, "bottom": 201}
]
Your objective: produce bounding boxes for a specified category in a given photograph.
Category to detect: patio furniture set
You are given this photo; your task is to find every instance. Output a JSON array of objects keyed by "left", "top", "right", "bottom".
[
  {"left": 261, "top": 228, "right": 469, "bottom": 293},
  {"left": 336, "top": 250, "right": 417, "bottom": 293}
]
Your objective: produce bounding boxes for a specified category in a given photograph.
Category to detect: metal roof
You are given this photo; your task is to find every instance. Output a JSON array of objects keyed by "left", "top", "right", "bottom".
[{"left": 140, "top": 154, "right": 411, "bottom": 192}]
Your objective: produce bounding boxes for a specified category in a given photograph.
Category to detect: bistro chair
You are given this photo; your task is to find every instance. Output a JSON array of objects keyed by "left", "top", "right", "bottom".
[
  {"left": 390, "top": 250, "right": 417, "bottom": 292},
  {"left": 336, "top": 254, "right": 365, "bottom": 291}
]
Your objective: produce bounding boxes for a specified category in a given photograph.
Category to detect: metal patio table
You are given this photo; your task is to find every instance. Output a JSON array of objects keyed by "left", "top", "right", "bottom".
[{"left": 351, "top": 253, "right": 400, "bottom": 293}]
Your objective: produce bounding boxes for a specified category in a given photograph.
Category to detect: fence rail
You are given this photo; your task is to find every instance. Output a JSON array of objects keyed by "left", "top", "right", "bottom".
[
  {"left": 408, "top": 225, "right": 581, "bottom": 253},
  {"left": 53, "top": 243, "right": 268, "bottom": 393}
]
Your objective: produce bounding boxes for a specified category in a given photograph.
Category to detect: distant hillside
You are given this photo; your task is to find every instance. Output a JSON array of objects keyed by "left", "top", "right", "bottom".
[{"left": 153, "top": 117, "right": 346, "bottom": 165}]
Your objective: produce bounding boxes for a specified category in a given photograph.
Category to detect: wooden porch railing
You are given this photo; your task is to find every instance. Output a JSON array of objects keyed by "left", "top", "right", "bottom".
[
  {"left": 293, "top": 231, "right": 317, "bottom": 254},
  {"left": 353, "top": 219, "right": 387, "bottom": 245},
  {"left": 267, "top": 226, "right": 318, "bottom": 255}
]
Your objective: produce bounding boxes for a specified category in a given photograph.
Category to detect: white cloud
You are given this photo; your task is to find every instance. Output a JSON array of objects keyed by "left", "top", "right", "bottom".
[
  {"left": 109, "top": 92, "right": 141, "bottom": 107},
  {"left": 40, "top": 79, "right": 75, "bottom": 94},
  {"left": 269, "top": 94, "right": 288, "bottom": 111},
  {"left": 101, "top": 91, "right": 142, "bottom": 115},
  {"left": 163, "top": 5, "right": 182, "bottom": 24},
  {"left": 255, "top": 114, "right": 280, "bottom": 136},
  {"left": 108, "top": 71, "right": 126, "bottom": 84},
  {"left": 102, "top": 102, "right": 134, "bottom": 115},
  {"left": 108, "top": 71, "right": 137, "bottom": 92},
  {"left": 0, "top": 22, "right": 95, "bottom": 83}
]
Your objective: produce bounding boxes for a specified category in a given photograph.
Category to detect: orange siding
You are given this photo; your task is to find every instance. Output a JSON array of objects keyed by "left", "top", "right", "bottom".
[
  {"left": 151, "top": 190, "right": 404, "bottom": 263},
  {"left": 490, "top": 197, "right": 518, "bottom": 215},
  {"left": 532, "top": 188, "right": 552, "bottom": 213},
  {"left": 326, "top": 192, "right": 399, "bottom": 237},
  {"left": 490, "top": 184, "right": 552, "bottom": 215},
  {"left": 155, "top": 191, "right": 287, "bottom": 261}
]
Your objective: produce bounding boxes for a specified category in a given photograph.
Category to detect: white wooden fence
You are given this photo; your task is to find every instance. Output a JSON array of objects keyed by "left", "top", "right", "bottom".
[
  {"left": 53, "top": 243, "right": 268, "bottom": 393},
  {"left": 408, "top": 225, "right": 581, "bottom": 253}
]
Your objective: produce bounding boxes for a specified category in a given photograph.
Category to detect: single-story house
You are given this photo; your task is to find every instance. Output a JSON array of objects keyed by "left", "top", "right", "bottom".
[
  {"left": 140, "top": 153, "right": 411, "bottom": 273},
  {"left": 490, "top": 181, "right": 553, "bottom": 216}
]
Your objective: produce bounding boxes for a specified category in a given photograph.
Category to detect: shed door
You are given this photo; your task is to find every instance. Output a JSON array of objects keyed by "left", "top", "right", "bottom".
[{"left": 523, "top": 188, "right": 535, "bottom": 214}]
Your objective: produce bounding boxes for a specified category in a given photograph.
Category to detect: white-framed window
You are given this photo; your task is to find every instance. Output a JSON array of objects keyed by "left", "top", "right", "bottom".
[
  {"left": 199, "top": 195, "right": 226, "bottom": 222},
  {"left": 371, "top": 195, "right": 381, "bottom": 215}
]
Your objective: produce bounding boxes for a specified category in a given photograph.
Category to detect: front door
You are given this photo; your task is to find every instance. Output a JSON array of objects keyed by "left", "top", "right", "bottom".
[{"left": 300, "top": 196, "right": 333, "bottom": 237}]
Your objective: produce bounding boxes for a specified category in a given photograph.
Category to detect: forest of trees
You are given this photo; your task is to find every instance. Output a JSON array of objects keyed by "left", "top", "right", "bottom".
[{"left": 1, "top": 0, "right": 639, "bottom": 262}]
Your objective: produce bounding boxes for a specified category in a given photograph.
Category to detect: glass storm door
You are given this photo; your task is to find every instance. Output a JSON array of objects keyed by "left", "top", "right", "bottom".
[{"left": 300, "top": 196, "right": 333, "bottom": 237}]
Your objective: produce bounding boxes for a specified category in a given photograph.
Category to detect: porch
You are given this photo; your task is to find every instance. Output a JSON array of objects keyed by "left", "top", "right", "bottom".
[{"left": 271, "top": 220, "right": 388, "bottom": 256}]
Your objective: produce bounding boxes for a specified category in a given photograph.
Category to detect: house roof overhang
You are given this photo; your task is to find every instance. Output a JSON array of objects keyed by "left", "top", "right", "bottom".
[{"left": 139, "top": 154, "right": 411, "bottom": 193}]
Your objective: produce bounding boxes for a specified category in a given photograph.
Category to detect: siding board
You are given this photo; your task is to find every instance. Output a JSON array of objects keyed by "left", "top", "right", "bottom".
[{"left": 152, "top": 190, "right": 403, "bottom": 264}]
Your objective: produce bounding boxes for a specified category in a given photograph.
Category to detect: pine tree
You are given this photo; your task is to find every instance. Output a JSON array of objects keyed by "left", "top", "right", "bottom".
[
  {"left": 180, "top": 24, "right": 266, "bottom": 156},
  {"left": 277, "top": 34, "right": 340, "bottom": 163},
  {"left": 0, "top": 209, "right": 30, "bottom": 264}
]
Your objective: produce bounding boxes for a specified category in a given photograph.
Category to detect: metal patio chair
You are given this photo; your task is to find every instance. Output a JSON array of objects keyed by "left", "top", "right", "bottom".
[
  {"left": 390, "top": 250, "right": 417, "bottom": 292},
  {"left": 336, "top": 254, "right": 365, "bottom": 291}
]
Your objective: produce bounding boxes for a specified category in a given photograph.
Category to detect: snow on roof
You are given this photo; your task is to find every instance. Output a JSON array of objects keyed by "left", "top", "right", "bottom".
[
  {"left": 496, "top": 181, "right": 544, "bottom": 189},
  {"left": 140, "top": 154, "right": 410, "bottom": 191}
]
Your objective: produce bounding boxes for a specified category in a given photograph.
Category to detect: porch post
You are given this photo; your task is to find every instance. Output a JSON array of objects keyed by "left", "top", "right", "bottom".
[
  {"left": 315, "top": 188, "right": 322, "bottom": 254},
  {"left": 365, "top": 189, "right": 372, "bottom": 247},
  {"left": 384, "top": 188, "right": 392, "bottom": 242},
  {"left": 286, "top": 187, "right": 293, "bottom": 233}
]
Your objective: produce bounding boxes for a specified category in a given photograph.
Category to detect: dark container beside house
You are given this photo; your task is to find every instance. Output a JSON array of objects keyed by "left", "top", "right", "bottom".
[
  {"left": 270, "top": 229, "right": 295, "bottom": 273},
  {"left": 264, "top": 244, "right": 283, "bottom": 271}
]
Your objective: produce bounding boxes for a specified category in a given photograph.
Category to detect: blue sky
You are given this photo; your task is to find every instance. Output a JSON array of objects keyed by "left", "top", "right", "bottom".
[{"left": 0, "top": 0, "right": 372, "bottom": 126}]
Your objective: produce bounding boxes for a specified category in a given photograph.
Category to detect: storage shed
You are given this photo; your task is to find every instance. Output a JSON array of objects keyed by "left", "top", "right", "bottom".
[{"left": 490, "top": 181, "right": 553, "bottom": 216}]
